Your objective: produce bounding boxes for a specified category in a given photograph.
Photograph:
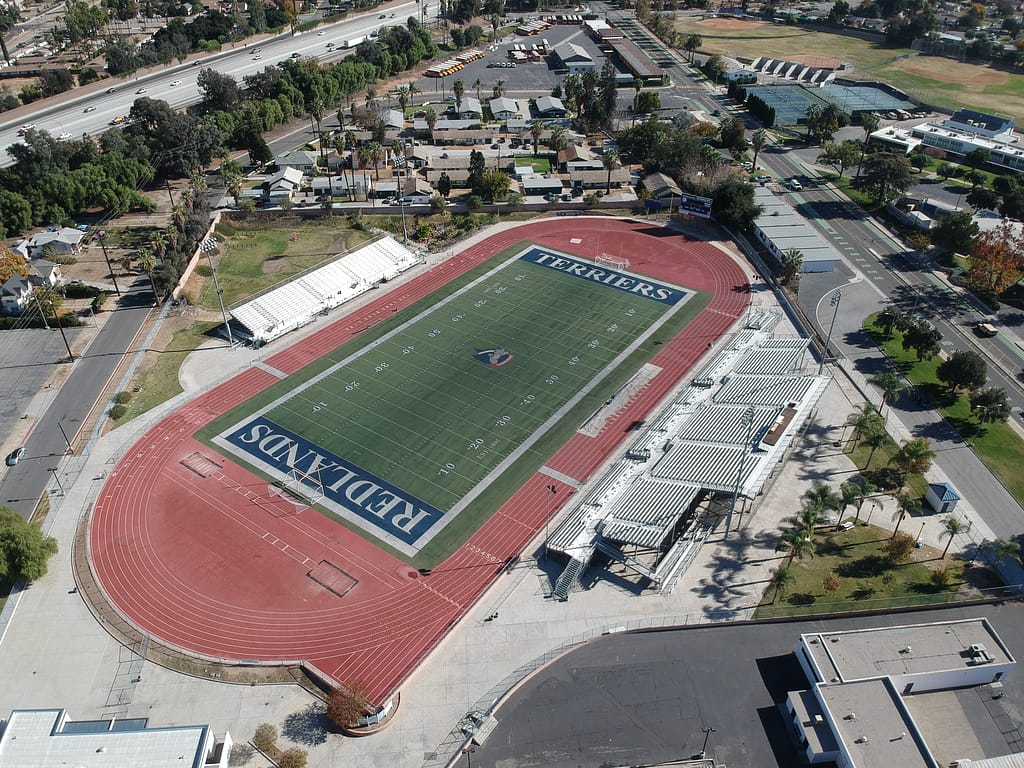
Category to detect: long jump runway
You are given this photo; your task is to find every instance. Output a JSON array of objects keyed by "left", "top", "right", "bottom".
[{"left": 88, "top": 218, "right": 750, "bottom": 704}]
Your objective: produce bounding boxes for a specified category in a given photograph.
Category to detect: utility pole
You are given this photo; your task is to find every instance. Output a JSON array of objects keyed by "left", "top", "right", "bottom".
[
  {"left": 818, "top": 289, "right": 842, "bottom": 375},
  {"left": 58, "top": 422, "right": 74, "bottom": 454},
  {"left": 544, "top": 484, "right": 557, "bottom": 560},
  {"left": 97, "top": 232, "right": 121, "bottom": 295}
]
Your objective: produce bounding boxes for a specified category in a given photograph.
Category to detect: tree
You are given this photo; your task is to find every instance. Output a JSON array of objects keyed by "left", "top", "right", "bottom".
[
  {"left": 424, "top": 105, "right": 437, "bottom": 133},
  {"left": 846, "top": 402, "right": 883, "bottom": 443},
  {"left": 719, "top": 117, "right": 747, "bottom": 154},
  {"left": 0, "top": 3, "right": 20, "bottom": 64},
  {"left": 480, "top": 170, "right": 510, "bottom": 202},
  {"left": 817, "top": 140, "right": 861, "bottom": 178},
  {"left": 0, "top": 244, "right": 29, "bottom": 282},
  {"left": 467, "top": 149, "right": 486, "bottom": 195},
  {"left": 788, "top": 504, "right": 824, "bottom": 539},
  {"left": 884, "top": 531, "right": 916, "bottom": 562},
  {"left": 837, "top": 482, "right": 860, "bottom": 525},
  {"left": 822, "top": 570, "right": 841, "bottom": 593},
  {"left": 967, "top": 220, "right": 1024, "bottom": 298},
  {"left": 936, "top": 350, "right": 987, "bottom": 393},
  {"left": 197, "top": 68, "right": 241, "bottom": 113},
  {"left": 437, "top": 172, "right": 452, "bottom": 198},
  {"left": 684, "top": 33, "right": 702, "bottom": 63},
  {"left": 860, "top": 150, "right": 916, "bottom": 202},
  {"left": 869, "top": 371, "right": 904, "bottom": 413},
  {"left": 768, "top": 565, "right": 794, "bottom": 604},
  {"left": 851, "top": 478, "right": 878, "bottom": 521},
  {"left": 0, "top": 507, "right": 59, "bottom": 581},
  {"left": 750, "top": 128, "right": 767, "bottom": 170},
  {"left": 136, "top": 247, "right": 159, "bottom": 301},
  {"left": 781, "top": 527, "right": 814, "bottom": 566},
  {"left": 635, "top": 90, "right": 660, "bottom": 116},
  {"left": 530, "top": 121, "right": 543, "bottom": 156},
  {"left": 902, "top": 321, "right": 942, "bottom": 361},
  {"left": 709, "top": 178, "right": 761, "bottom": 231},
  {"left": 326, "top": 684, "right": 371, "bottom": 729},
  {"left": 780, "top": 249, "right": 802, "bottom": 285},
  {"left": 939, "top": 515, "right": 968, "bottom": 558},
  {"left": 249, "top": 0, "right": 266, "bottom": 31},
  {"left": 890, "top": 439, "right": 935, "bottom": 488},
  {"left": 39, "top": 69, "right": 73, "bottom": 98},
  {"left": 548, "top": 126, "right": 569, "bottom": 154},
  {"left": 602, "top": 149, "right": 620, "bottom": 194},
  {"left": 452, "top": 78, "right": 465, "bottom": 110},
  {"left": 863, "top": 421, "right": 889, "bottom": 464},
  {"left": 802, "top": 480, "right": 841, "bottom": 516},
  {"left": 982, "top": 538, "right": 1022, "bottom": 567},
  {"left": 252, "top": 723, "right": 277, "bottom": 752},
  {"left": 931, "top": 210, "right": 979, "bottom": 254},
  {"left": 970, "top": 386, "right": 1012, "bottom": 423}
]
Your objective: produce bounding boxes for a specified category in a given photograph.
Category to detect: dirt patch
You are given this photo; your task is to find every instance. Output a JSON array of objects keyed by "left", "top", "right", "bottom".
[
  {"left": 897, "top": 57, "right": 1007, "bottom": 85},
  {"left": 788, "top": 53, "right": 844, "bottom": 68},
  {"left": 697, "top": 16, "right": 766, "bottom": 31},
  {"left": 262, "top": 254, "right": 290, "bottom": 274}
]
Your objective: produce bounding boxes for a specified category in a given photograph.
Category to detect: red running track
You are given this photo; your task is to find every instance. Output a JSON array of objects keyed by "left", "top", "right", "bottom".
[{"left": 89, "top": 219, "right": 749, "bottom": 704}]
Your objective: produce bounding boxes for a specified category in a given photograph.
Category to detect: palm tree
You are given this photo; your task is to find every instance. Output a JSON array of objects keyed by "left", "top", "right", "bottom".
[
  {"left": 492, "top": 79, "right": 506, "bottom": 98},
  {"left": 0, "top": 4, "right": 20, "bottom": 65},
  {"left": 424, "top": 105, "right": 438, "bottom": 134},
  {"left": 939, "top": 515, "right": 968, "bottom": 558},
  {"left": 892, "top": 493, "right": 921, "bottom": 538},
  {"left": 473, "top": 78, "right": 483, "bottom": 103},
  {"left": 365, "top": 141, "right": 385, "bottom": 180},
  {"left": 148, "top": 229, "right": 168, "bottom": 260},
  {"left": 453, "top": 78, "right": 465, "bottom": 111},
  {"left": 787, "top": 504, "right": 824, "bottom": 539},
  {"left": 869, "top": 371, "right": 904, "bottom": 413},
  {"left": 684, "top": 33, "right": 702, "bottom": 63},
  {"left": 781, "top": 248, "right": 802, "bottom": 285},
  {"left": 781, "top": 528, "right": 814, "bottom": 567},
  {"left": 846, "top": 402, "right": 882, "bottom": 445},
  {"left": 836, "top": 482, "right": 861, "bottom": 525},
  {"left": 395, "top": 85, "right": 412, "bottom": 115},
  {"left": 136, "top": 246, "right": 159, "bottom": 301},
  {"left": 851, "top": 478, "right": 878, "bottom": 522},
  {"left": 890, "top": 438, "right": 935, "bottom": 489},
  {"left": 751, "top": 128, "right": 767, "bottom": 170},
  {"left": 171, "top": 204, "right": 187, "bottom": 230},
  {"left": 602, "top": 149, "right": 620, "bottom": 194},
  {"left": 982, "top": 538, "right": 1022, "bottom": 567},
  {"left": 530, "top": 121, "right": 544, "bottom": 156},
  {"left": 802, "top": 480, "right": 841, "bottom": 517},
  {"left": 490, "top": 12, "right": 500, "bottom": 41},
  {"left": 221, "top": 159, "right": 244, "bottom": 207},
  {"left": 549, "top": 126, "right": 569, "bottom": 154},
  {"left": 863, "top": 421, "right": 888, "bottom": 465},
  {"left": 769, "top": 565, "right": 795, "bottom": 604}
]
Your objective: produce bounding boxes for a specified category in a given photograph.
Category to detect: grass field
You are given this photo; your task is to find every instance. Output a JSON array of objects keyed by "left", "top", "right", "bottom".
[
  {"left": 206, "top": 243, "right": 708, "bottom": 564},
  {"left": 672, "top": 17, "right": 1024, "bottom": 120}
]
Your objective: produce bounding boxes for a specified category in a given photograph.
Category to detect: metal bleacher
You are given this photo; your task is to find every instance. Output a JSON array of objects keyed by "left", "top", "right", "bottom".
[{"left": 229, "top": 236, "right": 421, "bottom": 345}]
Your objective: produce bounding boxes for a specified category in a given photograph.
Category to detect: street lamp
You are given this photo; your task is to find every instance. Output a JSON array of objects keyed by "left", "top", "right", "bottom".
[
  {"left": 725, "top": 406, "right": 756, "bottom": 539},
  {"left": 462, "top": 746, "right": 476, "bottom": 767},
  {"left": 818, "top": 289, "right": 842, "bottom": 375},
  {"left": 200, "top": 237, "right": 234, "bottom": 345},
  {"left": 700, "top": 726, "right": 716, "bottom": 759}
]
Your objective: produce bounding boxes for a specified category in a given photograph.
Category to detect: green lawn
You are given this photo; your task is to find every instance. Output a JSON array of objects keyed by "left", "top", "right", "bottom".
[
  {"left": 200, "top": 221, "right": 374, "bottom": 308},
  {"left": 755, "top": 523, "right": 969, "bottom": 618},
  {"left": 673, "top": 17, "right": 1024, "bottom": 121},
  {"left": 864, "top": 314, "right": 1024, "bottom": 506},
  {"left": 202, "top": 242, "right": 709, "bottom": 566}
]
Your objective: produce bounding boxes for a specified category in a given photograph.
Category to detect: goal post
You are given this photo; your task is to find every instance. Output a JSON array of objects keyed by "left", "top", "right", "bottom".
[
  {"left": 286, "top": 465, "right": 325, "bottom": 506},
  {"left": 595, "top": 253, "right": 629, "bottom": 272}
]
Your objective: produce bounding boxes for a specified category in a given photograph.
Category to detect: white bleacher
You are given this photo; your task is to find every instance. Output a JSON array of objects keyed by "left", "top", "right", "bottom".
[{"left": 230, "top": 236, "right": 421, "bottom": 345}]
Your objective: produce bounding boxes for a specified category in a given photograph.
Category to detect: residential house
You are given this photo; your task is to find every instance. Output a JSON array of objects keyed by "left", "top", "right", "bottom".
[
  {"left": 569, "top": 167, "right": 631, "bottom": 190},
  {"left": 311, "top": 172, "right": 372, "bottom": 198},
  {"left": 401, "top": 177, "right": 435, "bottom": 204},
  {"left": 274, "top": 150, "right": 320, "bottom": 173},
  {"left": 552, "top": 41, "right": 595, "bottom": 72},
  {"left": 642, "top": 171, "right": 682, "bottom": 200},
  {"left": 556, "top": 145, "right": 583, "bottom": 170},
  {"left": 32, "top": 259, "right": 63, "bottom": 287},
  {"left": 489, "top": 97, "right": 522, "bottom": 122},
  {"left": 384, "top": 109, "right": 405, "bottom": 130},
  {"left": 27, "top": 227, "right": 83, "bottom": 258},
  {"left": 454, "top": 96, "right": 482, "bottom": 120},
  {"left": 265, "top": 166, "right": 305, "bottom": 203},
  {"left": 521, "top": 175, "right": 565, "bottom": 196},
  {"left": 535, "top": 95, "right": 567, "bottom": 117},
  {"left": 1, "top": 260, "right": 64, "bottom": 315}
]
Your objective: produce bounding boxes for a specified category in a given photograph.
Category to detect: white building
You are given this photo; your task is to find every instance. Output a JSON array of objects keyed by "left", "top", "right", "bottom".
[
  {"left": 27, "top": 227, "right": 83, "bottom": 258},
  {"left": 788, "top": 618, "right": 1014, "bottom": 766},
  {"left": 751, "top": 186, "right": 839, "bottom": 273},
  {"left": 552, "top": 42, "right": 595, "bottom": 73},
  {"left": 0, "top": 709, "right": 232, "bottom": 767},
  {"left": 489, "top": 96, "right": 521, "bottom": 122}
]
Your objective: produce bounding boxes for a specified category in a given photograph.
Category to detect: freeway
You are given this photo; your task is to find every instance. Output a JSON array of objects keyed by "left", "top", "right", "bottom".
[
  {"left": 0, "top": 280, "right": 155, "bottom": 519},
  {"left": 0, "top": 0, "right": 432, "bottom": 167}
]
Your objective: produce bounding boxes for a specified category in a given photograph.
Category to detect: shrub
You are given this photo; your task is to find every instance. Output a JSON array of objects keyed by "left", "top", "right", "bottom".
[
  {"left": 109, "top": 404, "right": 128, "bottom": 420},
  {"left": 114, "top": 391, "right": 133, "bottom": 405},
  {"left": 931, "top": 567, "right": 954, "bottom": 588},
  {"left": 278, "top": 748, "right": 308, "bottom": 768},
  {"left": 884, "top": 532, "right": 917, "bottom": 564},
  {"left": 64, "top": 283, "right": 100, "bottom": 299},
  {"left": 49, "top": 253, "right": 77, "bottom": 265},
  {"left": 195, "top": 265, "right": 213, "bottom": 278},
  {"left": 251, "top": 723, "right": 277, "bottom": 752},
  {"left": 466, "top": 195, "right": 483, "bottom": 213},
  {"left": 822, "top": 571, "right": 841, "bottom": 593},
  {"left": 92, "top": 292, "right": 108, "bottom": 312}
]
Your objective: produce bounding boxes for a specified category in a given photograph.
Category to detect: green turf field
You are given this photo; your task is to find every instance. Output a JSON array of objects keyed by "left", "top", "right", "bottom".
[{"left": 215, "top": 244, "right": 695, "bottom": 556}]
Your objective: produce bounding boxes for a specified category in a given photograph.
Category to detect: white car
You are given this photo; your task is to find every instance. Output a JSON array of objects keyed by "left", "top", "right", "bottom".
[
  {"left": 83, "top": 105, "right": 96, "bottom": 112},
  {"left": 170, "top": 79, "right": 182, "bottom": 86},
  {"left": 786, "top": 178, "right": 803, "bottom": 191},
  {"left": 136, "top": 87, "right": 147, "bottom": 94},
  {"left": 58, "top": 132, "right": 73, "bottom": 141},
  {"left": 6, "top": 447, "right": 25, "bottom": 466}
]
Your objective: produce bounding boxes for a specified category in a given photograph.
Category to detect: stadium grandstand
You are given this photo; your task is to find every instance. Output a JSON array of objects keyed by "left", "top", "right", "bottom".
[
  {"left": 547, "top": 312, "right": 829, "bottom": 600},
  {"left": 229, "top": 236, "right": 421, "bottom": 346}
]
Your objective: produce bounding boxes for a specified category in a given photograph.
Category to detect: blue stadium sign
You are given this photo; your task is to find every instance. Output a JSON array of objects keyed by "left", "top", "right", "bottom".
[
  {"left": 223, "top": 416, "right": 443, "bottom": 545},
  {"left": 519, "top": 248, "right": 686, "bottom": 305},
  {"left": 679, "top": 193, "right": 713, "bottom": 219}
]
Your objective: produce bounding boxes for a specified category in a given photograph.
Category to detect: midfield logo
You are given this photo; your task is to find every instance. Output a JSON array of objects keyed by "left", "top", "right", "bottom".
[
  {"left": 473, "top": 347, "right": 514, "bottom": 367},
  {"left": 224, "top": 416, "right": 442, "bottom": 545}
]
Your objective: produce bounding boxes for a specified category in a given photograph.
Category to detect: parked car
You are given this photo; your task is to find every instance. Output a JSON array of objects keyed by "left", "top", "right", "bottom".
[
  {"left": 754, "top": 174, "right": 771, "bottom": 184},
  {"left": 6, "top": 447, "right": 25, "bottom": 466}
]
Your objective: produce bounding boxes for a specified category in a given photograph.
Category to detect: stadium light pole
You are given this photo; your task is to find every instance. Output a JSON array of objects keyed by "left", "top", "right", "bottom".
[
  {"left": 818, "top": 289, "right": 842, "bottom": 375},
  {"left": 725, "top": 406, "right": 756, "bottom": 540},
  {"left": 544, "top": 483, "right": 557, "bottom": 560},
  {"left": 393, "top": 152, "right": 409, "bottom": 245},
  {"left": 200, "top": 237, "right": 234, "bottom": 345},
  {"left": 700, "top": 727, "right": 716, "bottom": 759}
]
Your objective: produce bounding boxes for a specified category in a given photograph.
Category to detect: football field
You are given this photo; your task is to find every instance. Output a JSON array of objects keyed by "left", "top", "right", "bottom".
[{"left": 214, "top": 244, "right": 698, "bottom": 557}]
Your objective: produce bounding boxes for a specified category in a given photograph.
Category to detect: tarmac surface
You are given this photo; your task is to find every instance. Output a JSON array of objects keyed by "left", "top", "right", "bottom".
[{"left": 0, "top": 217, "right": 1012, "bottom": 768}]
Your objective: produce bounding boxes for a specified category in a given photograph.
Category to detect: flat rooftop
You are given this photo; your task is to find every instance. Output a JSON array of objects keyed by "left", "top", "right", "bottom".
[
  {"left": 818, "top": 678, "right": 936, "bottom": 768},
  {"left": 802, "top": 618, "right": 1013, "bottom": 683}
]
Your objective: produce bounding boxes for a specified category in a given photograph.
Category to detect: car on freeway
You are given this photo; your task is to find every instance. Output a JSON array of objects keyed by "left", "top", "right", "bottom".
[
  {"left": 379, "top": 12, "right": 387, "bottom": 17},
  {"left": 6, "top": 447, "right": 25, "bottom": 466},
  {"left": 106, "top": 86, "right": 117, "bottom": 93},
  {"left": 136, "top": 87, "right": 147, "bottom": 94},
  {"left": 318, "top": 29, "right": 325, "bottom": 34},
  {"left": 84, "top": 105, "right": 96, "bottom": 112},
  {"left": 291, "top": 51, "right": 301, "bottom": 58},
  {"left": 170, "top": 79, "right": 182, "bottom": 86},
  {"left": 58, "top": 132, "right": 73, "bottom": 140},
  {"left": 17, "top": 123, "right": 35, "bottom": 135},
  {"left": 711, "top": 108, "right": 721, "bottom": 116}
]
